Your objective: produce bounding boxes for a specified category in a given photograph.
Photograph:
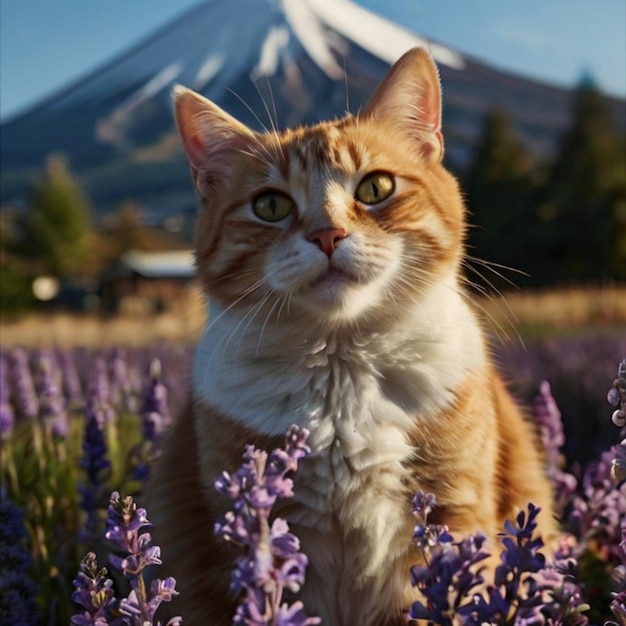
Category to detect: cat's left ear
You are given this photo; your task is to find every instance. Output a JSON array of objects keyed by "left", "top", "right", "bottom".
[{"left": 363, "top": 47, "right": 443, "bottom": 163}]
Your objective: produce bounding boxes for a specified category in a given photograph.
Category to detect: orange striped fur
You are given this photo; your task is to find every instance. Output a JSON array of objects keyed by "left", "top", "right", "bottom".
[{"left": 148, "top": 48, "right": 555, "bottom": 625}]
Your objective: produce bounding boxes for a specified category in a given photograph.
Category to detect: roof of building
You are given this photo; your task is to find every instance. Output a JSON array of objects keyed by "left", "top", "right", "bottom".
[{"left": 112, "top": 249, "right": 196, "bottom": 279}]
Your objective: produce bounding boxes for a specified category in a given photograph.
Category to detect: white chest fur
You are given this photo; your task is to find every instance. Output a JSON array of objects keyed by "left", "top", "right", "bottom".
[{"left": 193, "top": 278, "right": 486, "bottom": 489}]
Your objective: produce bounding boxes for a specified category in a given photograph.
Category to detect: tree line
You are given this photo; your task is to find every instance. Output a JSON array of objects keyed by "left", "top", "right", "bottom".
[{"left": 463, "top": 81, "right": 625, "bottom": 289}]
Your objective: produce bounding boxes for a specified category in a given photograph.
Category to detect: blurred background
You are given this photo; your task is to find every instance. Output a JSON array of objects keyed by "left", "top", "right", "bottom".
[{"left": 0, "top": 0, "right": 624, "bottom": 330}]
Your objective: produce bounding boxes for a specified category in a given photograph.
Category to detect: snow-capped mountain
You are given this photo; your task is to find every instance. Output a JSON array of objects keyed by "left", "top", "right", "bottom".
[{"left": 1, "top": 0, "right": 623, "bottom": 227}]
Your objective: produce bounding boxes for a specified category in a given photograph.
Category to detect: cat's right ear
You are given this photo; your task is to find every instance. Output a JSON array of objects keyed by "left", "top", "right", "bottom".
[
  {"left": 172, "top": 86, "right": 254, "bottom": 197},
  {"left": 363, "top": 48, "right": 444, "bottom": 164}
]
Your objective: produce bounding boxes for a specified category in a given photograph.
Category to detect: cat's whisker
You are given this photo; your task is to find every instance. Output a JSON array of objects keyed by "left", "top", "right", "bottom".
[
  {"left": 276, "top": 287, "right": 294, "bottom": 322},
  {"left": 206, "top": 279, "right": 265, "bottom": 329},
  {"left": 225, "top": 86, "right": 271, "bottom": 135},
  {"left": 231, "top": 292, "right": 278, "bottom": 368},
  {"left": 464, "top": 253, "right": 528, "bottom": 285},
  {"left": 461, "top": 256, "right": 523, "bottom": 346},
  {"left": 223, "top": 87, "right": 283, "bottom": 165},
  {"left": 257, "top": 77, "right": 279, "bottom": 134},
  {"left": 202, "top": 280, "right": 267, "bottom": 367},
  {"left": 255, "top": 291, "right": 285, "bottom": 357},
  {"left": 458, "top": 277, "right": 518, "bottom": 347}
]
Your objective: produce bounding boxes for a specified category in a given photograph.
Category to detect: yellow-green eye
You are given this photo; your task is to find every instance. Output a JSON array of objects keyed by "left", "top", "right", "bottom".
[
  {"left": 355, "top": 172, "right": 395, "bottom": 205},
  {"left": 252, "top": 192, "right": 294, "bottom": 222}
]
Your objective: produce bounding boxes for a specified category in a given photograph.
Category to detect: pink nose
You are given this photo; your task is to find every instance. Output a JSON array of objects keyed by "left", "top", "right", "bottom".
[{"left": 307, "top": 228, "right": 348, "bottom": 257}]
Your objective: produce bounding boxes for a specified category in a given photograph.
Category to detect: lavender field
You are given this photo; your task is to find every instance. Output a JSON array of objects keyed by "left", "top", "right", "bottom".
[{"left": 1, "top": 331, "right": 626, "bottom": 625}]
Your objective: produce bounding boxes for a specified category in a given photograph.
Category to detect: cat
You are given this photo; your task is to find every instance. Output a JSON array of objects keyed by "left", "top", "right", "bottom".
[{"left": 147, "top": 47, "right": 556, "bottom": 625}]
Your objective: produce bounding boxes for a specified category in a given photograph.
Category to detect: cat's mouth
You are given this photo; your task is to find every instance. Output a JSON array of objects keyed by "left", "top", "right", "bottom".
[{"left": 309, "top": 267, "right": 357, "bottom": 289}]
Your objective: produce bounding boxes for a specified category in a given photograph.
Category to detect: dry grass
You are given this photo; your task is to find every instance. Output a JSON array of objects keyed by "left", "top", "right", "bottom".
[
  {"left": 1, "top": 284, "right": 625, "bottom": 348},
  {"left": 0, "top": 295, "right": 208, "bottom": 348},
  {"left": 478, "top": 283, "right": 626, "bottom": 334}
]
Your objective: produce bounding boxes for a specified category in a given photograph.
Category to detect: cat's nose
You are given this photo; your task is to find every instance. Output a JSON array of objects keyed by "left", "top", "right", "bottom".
[{"left": 307, "top": 228, "right": 348, "bottom": 257}]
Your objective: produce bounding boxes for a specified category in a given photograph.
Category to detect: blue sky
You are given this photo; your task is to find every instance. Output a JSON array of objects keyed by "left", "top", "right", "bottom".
[{"left": 1, "top": 0, "right": 624, "bottom": 121}]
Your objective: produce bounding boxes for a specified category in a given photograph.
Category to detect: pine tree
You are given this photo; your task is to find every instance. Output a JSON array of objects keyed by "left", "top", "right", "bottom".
[
  {"left": 22, "top": 156, "right": 91, "bottom": 278},
  {"left": 539, "top": 80, "right": 626, "bottom": 282},
  {"left": 464, "top": 109, "right": 536, "bottom": 287}
]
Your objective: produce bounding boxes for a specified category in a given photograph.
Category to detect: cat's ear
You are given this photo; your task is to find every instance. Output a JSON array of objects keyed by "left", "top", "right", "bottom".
[
  {"left": 363, "top": 47, "right": 443, "bottom": 163},
  {"left": 172, "top": 85, "right": 254, "bottom": 196}
]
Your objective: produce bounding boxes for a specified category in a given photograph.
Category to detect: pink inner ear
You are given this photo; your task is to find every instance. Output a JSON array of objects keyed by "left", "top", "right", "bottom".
[{"left": 182, "top": 130, "right": 207, "bottom": 173}]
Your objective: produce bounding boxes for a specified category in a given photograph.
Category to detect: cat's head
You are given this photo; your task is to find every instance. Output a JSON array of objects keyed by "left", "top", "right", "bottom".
[{"left": 174, "top": 48, "right": 465, "bottom": 326}]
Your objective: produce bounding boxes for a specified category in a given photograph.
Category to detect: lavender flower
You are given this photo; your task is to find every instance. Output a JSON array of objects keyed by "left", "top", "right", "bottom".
[
  {"left": 35, "top": 353, "right": 68, "bottom": 438},
  {"left": 610, "top": 359, "right": 626, "bottom": 482},
  {"left": 9, "top": 348, "right": 38, "bottom": 421},
  {"left": 109, "top": 349, "right": 138, "bottom": 414},
  {"left": 409, "top": 497, "right": 591, "bottom": 625},
  {"left": 59, "top": 348, "right": 84, "bottom": 410},
  {"left": 73, "top": 492, "right": 180, "bottom": 626},
  {"left": 613, "top": 440, "right": 626, "bottom": 484},
  {"left": 0, "top": 489, "right": 40, "bottom": 625},
  {"left": 70, "top": 552, "right": 120, "bottom": 626},
  {"left": 532, "top": 381, "right": 578, "bottom": 514},
  {"left": 104, "top": 492, "right": 181, "bottom": 625},
  {"left": 409, "top": 491, "right": 488, "bottom": 624},
  {"left": 141, "top": 359, "right": 172, "bottom": 442},
  {"left": 607, "top": 518, "right": 626, "bottom": 625},
  {"left": 609, "top": 358, "right": 626, "bottom": 428},
  {"left": 129, "top": 359, "right": 172, "bottom": 482},
  {"left": 567, "top": 447, "right": 626, "bottom": 564},
  {"left": 78, "top": 379, "right": 113, "bottom": 543},
  {"left": 214, "top": 425, "right": 320, "bottom": 626},
  {"left": 90, "top": 358, "right": 116, "bottom": 424},
  {"left": 0, "top": 354, "right": 15, "bottom": 440}
]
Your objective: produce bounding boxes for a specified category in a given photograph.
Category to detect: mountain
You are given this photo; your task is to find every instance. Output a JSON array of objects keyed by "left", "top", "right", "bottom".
[{"left": 1, "top": 0, "right": 624, "bottom": 233}]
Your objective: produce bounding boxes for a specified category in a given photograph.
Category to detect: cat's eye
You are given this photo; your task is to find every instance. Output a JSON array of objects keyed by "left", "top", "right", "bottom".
[
  {"left": 252, "top": 192, "right": 294, "bottom": 222},
  {"left": 355, "top": 172, "right": 395, "bottom": 205}
]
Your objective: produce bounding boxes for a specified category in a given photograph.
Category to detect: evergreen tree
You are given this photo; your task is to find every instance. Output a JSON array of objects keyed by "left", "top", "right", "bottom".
[
  {"left": 539, "top": 80, "right": 626, "bottom": 282},
  {"left": 464, "top": 109, "right": 536, "bottom": 287},
  {"left": 22, "top": 156, "right": 91, "bottom": 278}
]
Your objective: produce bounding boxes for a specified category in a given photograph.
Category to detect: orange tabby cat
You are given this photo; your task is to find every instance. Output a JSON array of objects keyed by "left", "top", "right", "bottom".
[{"left": 148, "top": 48, "right": 555, "bottom": 625}]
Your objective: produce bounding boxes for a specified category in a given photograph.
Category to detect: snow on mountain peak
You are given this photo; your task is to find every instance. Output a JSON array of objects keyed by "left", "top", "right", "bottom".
[
  {"left": 302, "top": 0, "right": 465, "bottom": 70},
  {"left": 281, "top": 0, "right": 345, "bottom": 79}
]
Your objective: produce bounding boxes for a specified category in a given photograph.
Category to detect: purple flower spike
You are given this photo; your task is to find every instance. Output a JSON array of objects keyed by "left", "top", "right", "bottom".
[
  {"left": 532, "top": 380, "right": 577, "bottom": 515},
  {"left": 90, "top": 358, "right": 116, "bottom": 424},
  {"left": 533, "top": 380, "right": 565, "bottom": 461},
  {"left": 70, "top": 552, "right": 118, "bottom": 626},
  {"left": 78, "top": 378, "right": 113, "bottom": 543},
  {"left": 142, "top": 359, "right": 172, "bottom": 436},
  {"left": 613, "top": 439, "right": 626, "bottom": 483},
  {"left": 0, "top": 354, "right": 15, "bottom": 440},
  {"left": 409, "top": 497, "right": 590, "bottom": 624},
  {"left": 35, "top": 352, "right": 68, "bottom": 438},
  {"left": 73, "top": 492, "right": 180, "bottom": 626},
  {"left": 610, "top": 360, "right": 626, "bottom": 484},
  {"left": 128, "top": 359, "right": 173, "bottom": 482},
  {"left": 9, "top": 347, "right": 39, "bottom": 420},
  {"left": 609, "top": 358, "right": 626, "bottom": 428},
  {"left": 215, "top": 425, "right": 319, "bottom": 626},
  {"left": 140, "top": 359, "right": 171, "bottom": 449},
  {"left": 59, "top": 348, "right": 83, "bottom": 410},
  {"left": 73, "top": 491, "right": 180, "bottom": 625}
]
